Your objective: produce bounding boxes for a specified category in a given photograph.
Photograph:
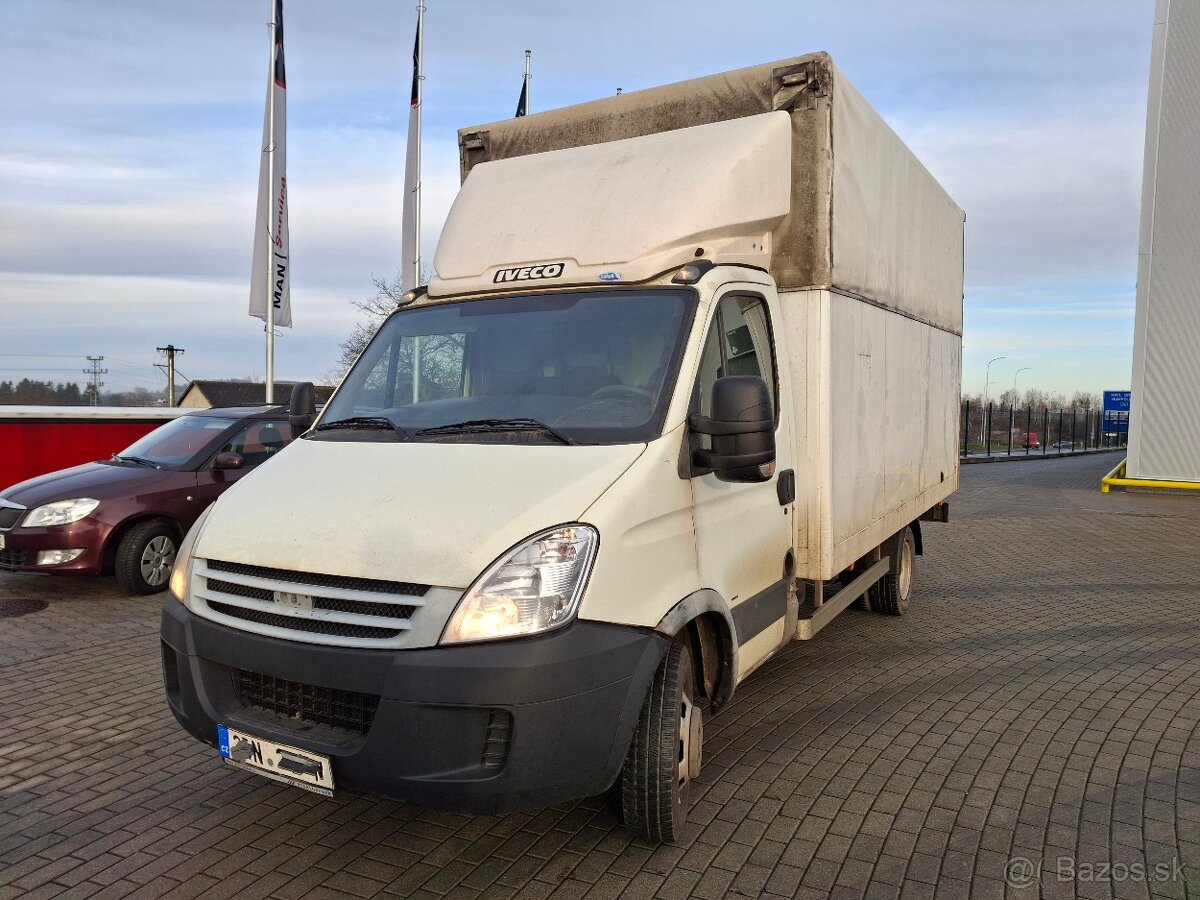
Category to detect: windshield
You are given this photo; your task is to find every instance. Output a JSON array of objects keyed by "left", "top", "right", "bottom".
[
  {"left": 116, "top": 415, "right": 237, "bottom": 468},
  {"left": 321, "top": 289, "right": 695, "bottom": 444}
]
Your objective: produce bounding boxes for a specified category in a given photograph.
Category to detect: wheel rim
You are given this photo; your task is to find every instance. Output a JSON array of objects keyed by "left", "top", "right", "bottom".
[
  {"left": 678, "top": 683, "right": 702, "bottom": 793},
  {"left": 898, "top": 536, "right": 914, "bottom": 600},
  {"left": 140, "top": 536, "right": 176, "bottom": 587}
]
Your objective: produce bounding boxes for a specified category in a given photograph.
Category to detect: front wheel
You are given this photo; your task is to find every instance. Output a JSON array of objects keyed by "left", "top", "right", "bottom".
[
  {"left": 115, "top": 520, "right": 178, "bottom": 595},
  {"left": 875, "top": 526, "right": 916, "bottom": 616},
  {"left": 620, "top": 641, "right": 701, "bottom": 843}
]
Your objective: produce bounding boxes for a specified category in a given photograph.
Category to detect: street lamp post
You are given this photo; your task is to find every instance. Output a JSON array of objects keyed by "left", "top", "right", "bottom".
[
  {"left": 1012, "top": 367, "right": 1031, "bottom": 453},
  {"left": 982, "top": 356, "right": 1007, "bottom": 444},
  {"left": 1013, "top": 367, "right": 1031, "bottom": 397}
]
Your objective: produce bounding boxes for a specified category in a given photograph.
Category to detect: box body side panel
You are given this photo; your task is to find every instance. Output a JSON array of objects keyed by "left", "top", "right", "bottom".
[
  {"left": 829, "top": 64, "right": 965, "bottom": 334},
  {"left": 786, "top": 290, "right": 960, "bottom": 581}
]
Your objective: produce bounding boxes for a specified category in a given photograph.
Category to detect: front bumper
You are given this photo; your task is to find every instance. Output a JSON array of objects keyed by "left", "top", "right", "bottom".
[
  {"left": 0, "top": 519, "right": 112, "bottom": 575},
  {"left": 161, "top": 599, "right": 667, "bottom": 813}
]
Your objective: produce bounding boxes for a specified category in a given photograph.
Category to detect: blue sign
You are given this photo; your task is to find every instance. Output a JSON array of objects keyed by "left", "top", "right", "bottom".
[
  {"left": 1103, "top": 410, "right": 1129, "bottom": 434},
  {"left": 1104, "top": 390, "right": 1131, "bottom": 412}
]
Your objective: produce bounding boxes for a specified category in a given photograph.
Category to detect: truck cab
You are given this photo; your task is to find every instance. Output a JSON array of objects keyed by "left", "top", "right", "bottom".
[{"left": 161, "top": 53, "right": 963, "bottom": 842}]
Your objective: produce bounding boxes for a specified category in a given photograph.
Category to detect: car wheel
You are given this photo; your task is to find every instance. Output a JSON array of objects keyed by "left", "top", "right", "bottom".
[
  {"left": 620, "top": 641, "right": 700, "bottom": 843},
  {"left": 115, "top": 520, "right": 178, "bottom": 595},
  {"left": 875, "top": 526, "right": 916, "bottom": 616}
]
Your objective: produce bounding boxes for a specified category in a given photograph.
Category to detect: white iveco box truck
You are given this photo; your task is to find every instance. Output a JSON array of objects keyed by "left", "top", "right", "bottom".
[{"left": 162, "top": 52, "right": 963, "bottom": 842}]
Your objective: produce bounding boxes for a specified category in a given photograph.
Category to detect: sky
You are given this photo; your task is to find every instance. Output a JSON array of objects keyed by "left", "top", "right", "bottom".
[{"left": 0, "top": 0, "right": 1155, "bottom": 398}]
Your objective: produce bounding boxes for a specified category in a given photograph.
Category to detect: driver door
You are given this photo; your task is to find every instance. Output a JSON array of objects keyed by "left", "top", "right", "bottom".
[
  {"left": 689, "top": 290, "right": 795, "bottom": 680},
  {"left": 192, "top": 419, "right": 293, "bottom": 513}
]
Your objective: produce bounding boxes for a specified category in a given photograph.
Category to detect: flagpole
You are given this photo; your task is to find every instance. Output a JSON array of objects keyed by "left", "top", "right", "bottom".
[
  {"left": 524, "top": 49, "right": 531, "bottom": 113},
  {"left": 264, "top": 0, "right": 277, "bottom": 404},
  {"left": 413, "top": 1, "right": 425, "bottom": 291}
]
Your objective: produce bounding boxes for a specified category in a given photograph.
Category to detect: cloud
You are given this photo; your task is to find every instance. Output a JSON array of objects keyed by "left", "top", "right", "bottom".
[{"left": 0, "top": 0, "right": 1160, "bottom": 398}]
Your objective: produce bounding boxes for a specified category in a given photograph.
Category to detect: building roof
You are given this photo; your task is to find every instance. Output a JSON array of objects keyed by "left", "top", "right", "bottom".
[{"left": 178, "top": 380, "right": 336, "bottom": 409}]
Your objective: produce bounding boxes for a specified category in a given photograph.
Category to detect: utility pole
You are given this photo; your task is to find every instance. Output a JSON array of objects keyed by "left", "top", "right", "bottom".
[
  {"left": 156, "top": 345, "right": 185, "bottom": 407},
  {"left": 83, "top": 356, "right": 107, "bottom": 407}
]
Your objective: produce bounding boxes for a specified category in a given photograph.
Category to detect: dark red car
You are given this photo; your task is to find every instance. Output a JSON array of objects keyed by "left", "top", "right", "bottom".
[{"left": 0, "top": 406, "right": 293, "bottom": 593}]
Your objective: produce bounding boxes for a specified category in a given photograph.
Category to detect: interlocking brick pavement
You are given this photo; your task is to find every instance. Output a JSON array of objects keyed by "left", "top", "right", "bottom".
[{"left": 1, "top": 453, "right": 1197, "bottom": 898}]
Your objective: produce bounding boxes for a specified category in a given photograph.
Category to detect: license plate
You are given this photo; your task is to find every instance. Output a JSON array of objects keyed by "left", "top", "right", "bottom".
[
  {"left": 217, "top": 725, "right": 334, "bottom": 795},
  {"left": 274, "top": 591, "right": 313, "bottom": 611},
  {"left": 0, "top": 534, "right": 5, "bottom": 549}
]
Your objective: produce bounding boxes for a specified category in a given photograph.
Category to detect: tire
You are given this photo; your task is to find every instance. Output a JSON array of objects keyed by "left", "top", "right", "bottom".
[
  {"left": 875, "top": 526, "right": 916, "bottom": 616},
  {"left": 621, "top": 641, "right": 700, "bottom": 843},
  {"left": 115, "top": 520, "right": 178, "bottom": 595}
]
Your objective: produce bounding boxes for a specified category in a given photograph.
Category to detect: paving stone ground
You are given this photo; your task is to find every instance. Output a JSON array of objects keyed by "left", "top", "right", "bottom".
[{"left": 1, "top": 453, "right": 1198, "bottom": 899}]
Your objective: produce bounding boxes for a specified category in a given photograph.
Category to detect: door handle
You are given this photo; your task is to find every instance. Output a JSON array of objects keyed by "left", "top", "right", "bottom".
[{"left": 776, "top": 469, "right": 795, "bottom": 506}]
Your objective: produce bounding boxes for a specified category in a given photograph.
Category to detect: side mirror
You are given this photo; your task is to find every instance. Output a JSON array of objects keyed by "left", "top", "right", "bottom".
[
  {"left": 289, "top": 381, "right": 316, "bottom": 434},
  {"left": 688, "top": 376, "right": 775, "bottom": 483},
  {"left": 214, "top": 452, "right": 245, "bottom": 470}
]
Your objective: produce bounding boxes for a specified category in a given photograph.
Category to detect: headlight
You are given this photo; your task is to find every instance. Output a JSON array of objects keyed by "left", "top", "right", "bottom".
[
  {"left": 441, "top": 524, "right": 598, "bottom": 645},
  {"left": 23, "top": 498, "right": 100, "bottom": 527},
  {"left": 169, "top": 504, "right": 214, "bottom": 606}
]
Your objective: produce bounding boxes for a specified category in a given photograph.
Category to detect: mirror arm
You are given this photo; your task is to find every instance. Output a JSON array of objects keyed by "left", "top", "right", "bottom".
[
  {"left": 692, "top": 448, "right": 776, "bottom": 471},
  {"left": 687, "top": 413, "right": 774, "bottom": 436}
]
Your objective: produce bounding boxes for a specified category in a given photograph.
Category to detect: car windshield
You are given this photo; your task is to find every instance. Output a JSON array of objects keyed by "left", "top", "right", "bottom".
[
  {"left": 320, "top": 289, "right": 695, "bottom": 444},
  {"left": 116, "top": 416, "right": 238, "bottom": 468}
]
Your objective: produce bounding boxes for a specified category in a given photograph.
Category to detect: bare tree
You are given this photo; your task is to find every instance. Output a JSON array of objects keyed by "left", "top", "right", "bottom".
[
  {"left": 1022, "top": 388, "right": 1049, "bottom": 409},
  {"left": 332, "top": 274, "right": 408, "bottom": 380}
]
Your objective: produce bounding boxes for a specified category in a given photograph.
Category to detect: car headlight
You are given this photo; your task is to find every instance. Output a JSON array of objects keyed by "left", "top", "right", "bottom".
[
  {"left": 169, "top": 504, "right": 215, "bottom": 606},
  {"left": 23, "top": 498, "right": 100, "bottom": 527},
  {"left": 441, "top": 524, "right": 598, "bottom": 645}
]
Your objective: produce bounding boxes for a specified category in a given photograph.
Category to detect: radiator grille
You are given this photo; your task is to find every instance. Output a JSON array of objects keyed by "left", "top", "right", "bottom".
[
  {"left": 233, "top": 669, "right": 380, "bottom": 734},
  {"left": 0, "top": 507, "right": 22, "bottom": 530},
  {"left": 209, "top": 600, "right": 403, "bottom": 640},
  {"left": 206, "top": 577, "right": 416, "bottom": 620},
  {"left": 207, "top": 559, "right": 428, "bottom": 597},
  {"left": 193, "top": 558, "right": 427, "bottom": 649}
]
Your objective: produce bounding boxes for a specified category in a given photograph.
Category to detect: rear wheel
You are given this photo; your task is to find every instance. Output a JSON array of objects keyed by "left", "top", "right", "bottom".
[
  {"left": 875, "top": 526, "right": 916, "bottom": 616},
  {"left": 621, "top": 641, "right": 700, "bottom": 843},
  {"left": 842, "top": 569, "right": 875, "bottom": 611},
  {"left": 115, "top": 520, "right": 178, "bottom": 595}
]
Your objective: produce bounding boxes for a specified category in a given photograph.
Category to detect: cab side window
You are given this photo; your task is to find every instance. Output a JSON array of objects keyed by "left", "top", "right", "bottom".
[
  {"left": 220, "top": 421, "right": 293, "bottom": 467},
  {"left": 695, "top": 295, "right": 777, "bottom": 419}
]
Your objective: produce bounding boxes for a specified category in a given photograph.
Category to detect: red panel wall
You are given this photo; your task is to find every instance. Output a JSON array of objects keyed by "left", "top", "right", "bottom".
[{"left": 0, "top": 420, "right": 167, "bottom": 493}]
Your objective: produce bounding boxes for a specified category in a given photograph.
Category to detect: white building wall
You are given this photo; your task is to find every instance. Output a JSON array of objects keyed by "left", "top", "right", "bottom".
[{"left": 1128, "top": 0, "right": 1200, "bottom": 482}]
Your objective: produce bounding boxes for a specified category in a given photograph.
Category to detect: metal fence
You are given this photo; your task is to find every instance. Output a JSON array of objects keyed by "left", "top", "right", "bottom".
[{"left": 960, "top": 401, "right": 1128, "bottom": 459}]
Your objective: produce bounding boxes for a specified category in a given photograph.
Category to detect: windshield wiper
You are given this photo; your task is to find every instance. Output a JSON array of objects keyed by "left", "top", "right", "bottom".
[
  {"left": 311, "top": 416, "right": 410, "bottom": 440},
  {"left": 416, "top": 418, "right": 576, "bottom": 445},
  {"left": 112, "top": 454, "right": 161, "bottom": 469}
]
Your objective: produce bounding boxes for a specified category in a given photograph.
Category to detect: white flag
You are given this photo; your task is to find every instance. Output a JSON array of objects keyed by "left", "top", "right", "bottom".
[
  {"left": 400, "top": 17, "right": 421, "bottom": 294},
  {"left": 250, "top": 0, "right": 292, "bottom": 328}
]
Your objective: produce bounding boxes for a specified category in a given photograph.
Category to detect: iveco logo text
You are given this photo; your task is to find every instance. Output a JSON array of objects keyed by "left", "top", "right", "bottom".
[{"left": 493, "top": 263, "right": 565, "bottom": 283}]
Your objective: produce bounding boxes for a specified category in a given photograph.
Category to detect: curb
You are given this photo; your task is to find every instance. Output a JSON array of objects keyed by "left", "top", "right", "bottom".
[{"left": 961, "top": 448, "right": 1124, "bottom": 465}]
